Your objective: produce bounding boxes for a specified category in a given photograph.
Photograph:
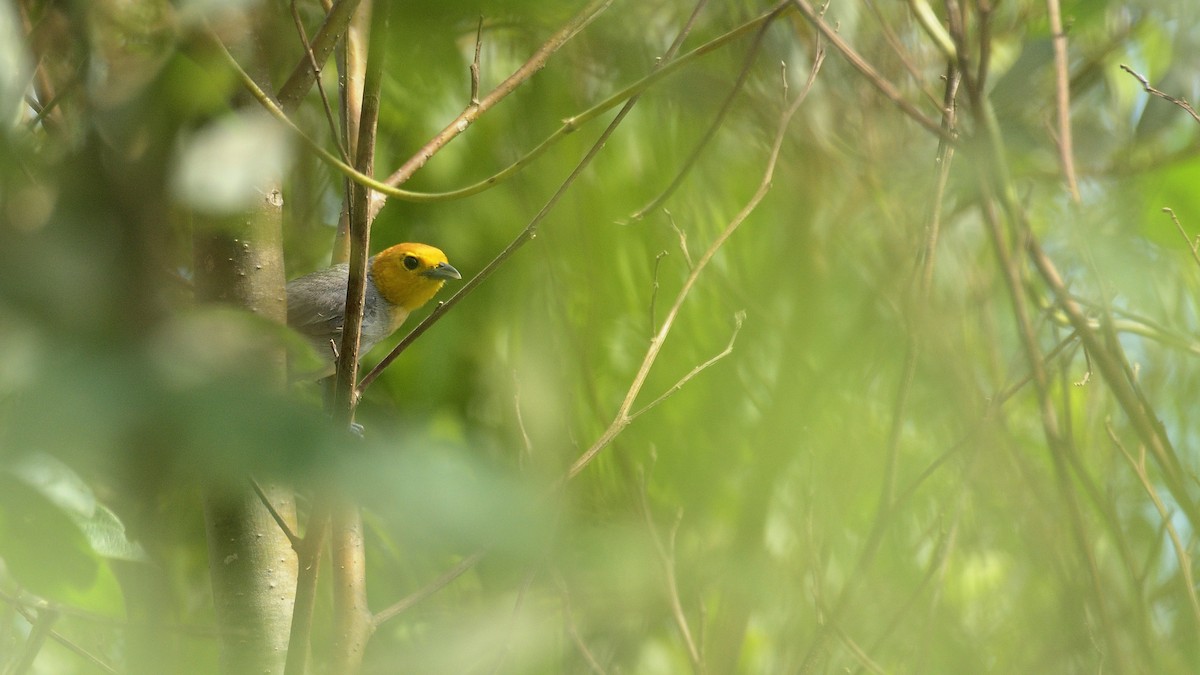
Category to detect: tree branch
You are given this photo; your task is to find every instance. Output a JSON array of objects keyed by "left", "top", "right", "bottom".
[{"left": 565, "top": 42, "right": 825, "bottom": 482}]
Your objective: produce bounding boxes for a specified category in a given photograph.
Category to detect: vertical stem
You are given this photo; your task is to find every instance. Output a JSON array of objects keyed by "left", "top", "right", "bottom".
[
  {"left": 328, "top": 2, "right": 388, "bottom": 673},
  {"left": 330, "top": 501, "right": 373, "bottom": 674},
  {"left": 283, "top": 510, "right": 329, "bottom": 675},
  {"left": 1046, "top": 0, "right": 1080, "bottom": 202},
  {"left": 202, "top": 482, "right": 299, "bottom": 675},
  {"left": 193, "top": 113, "right": 297, "bottom": 675}
]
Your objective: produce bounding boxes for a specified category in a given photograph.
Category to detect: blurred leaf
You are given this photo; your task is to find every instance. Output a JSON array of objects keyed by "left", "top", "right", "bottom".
[
  {"left": 170, "top": 110, "right": 293, "bottom": 215},
  {"left": 0, "top": 0, "right": 29, "bottom": 126},
  {"left": 0, "top": 473, "right": 124, "bottom": 614}
]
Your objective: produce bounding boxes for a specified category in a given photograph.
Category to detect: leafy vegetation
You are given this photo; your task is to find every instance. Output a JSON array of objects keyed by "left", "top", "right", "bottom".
[{"left": 2, "top": 0, "right": 1199, "bottom": 673}]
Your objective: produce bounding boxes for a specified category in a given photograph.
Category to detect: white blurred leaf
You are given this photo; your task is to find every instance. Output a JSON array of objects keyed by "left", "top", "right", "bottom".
[{"left": 171, "top": 110, "right": 292, "bottom": 214}]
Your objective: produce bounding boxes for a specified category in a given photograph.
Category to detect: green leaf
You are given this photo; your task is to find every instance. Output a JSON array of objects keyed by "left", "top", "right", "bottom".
[{"left": 0, "top": 474, "right": 98, "bottom": 601}]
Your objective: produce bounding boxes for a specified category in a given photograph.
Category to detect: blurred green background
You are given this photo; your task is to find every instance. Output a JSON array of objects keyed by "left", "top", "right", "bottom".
[{"left": 3, "top": 0, "right": 1200, "bottom": 672}]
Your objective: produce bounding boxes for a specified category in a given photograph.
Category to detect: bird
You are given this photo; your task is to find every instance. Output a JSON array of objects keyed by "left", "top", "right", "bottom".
[{"left": 286, "top": 242, "right": 460, "bottom": 378}]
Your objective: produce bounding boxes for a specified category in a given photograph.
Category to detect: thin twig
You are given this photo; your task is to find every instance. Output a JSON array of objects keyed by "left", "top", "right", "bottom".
[
  {"left": 326, "top": 2, "right": 391, "bottom": 671},
  {"left": 1163, "top": 207, "right": 1200, "bottom": 269},
  {"left": 790, "top": 0, "right": 950, "bottom": 141},
  {"left": 369, "top": 0, "right": 614, "bottom": 219},
  {"left": 357, "top": 0, "right": 723, "bottom": 397},
  {"left": 249, "top": 477, "right": 301, "bottom": 548},
  {"left": 1120, "top": 64, "right": 1200, "bottom": 125},
  {"left": 650, "top": 251, "right": 669, "bottom": 336},
  {"left": 289, "top": 0, "right": 351, "bottom": 163},
  {"left": 486, "top": 570, "right": 538, "bottom": 675},
  {"left": 831, "top": 622, "right": 888, "bottom": 675},
  {"left": 8, "top": 604, "right": 58, "bottom": 675},
  {"left": 630, "top": 312, "right": 745, "bottom": 422},
  {"left": 975, "top": 0, "right": 994, "bottom": 93},
  {"left": 554, "top": 571, "right": 609, "bottom": 675},
  {"left": 368, "top": 2, "right": 782, "bottom": 206},
  {"left": 664, "top": 210, "right": 695, "bottom": 269},
  {"left": 639, "top": 475, "right": 704, "bottom": 673},
  {"left": 372, "top": 552, "right": 486, "bottom": 627},
  {"left": 1046, "top": 0, "right": 1081, "bottom": 202},
  {"left": 513, "top": 371, "right": 535, "bottom": 468},
  {"left": 891, "top": 329, "right": 1081, "bottom": 509},
  {"left": 629, "top": 3, "right": 775, "bottom": 220},
  {"left": 566, "top": 44, "right": 825, "bottom": 482},
  {"left": 278, "top": 0, "right": 365, "bottom": 111},
  {"left": 209, "top": 30, "right": 433, "bottom": 202},
  {"left": 1106, "top": 421, "right": 1200, "bottom": 635},
  {"left": 470, "top": 16, "right": 484, "bottom": 105},
  {"left": 5, "top": 600, "right": 115, "bottom": 675},
  {"left": 864, "top": 0, "right": 941, "bottom": 109},
  {"left": 365, "top": 6, "right": 721, "bottom": 629}
]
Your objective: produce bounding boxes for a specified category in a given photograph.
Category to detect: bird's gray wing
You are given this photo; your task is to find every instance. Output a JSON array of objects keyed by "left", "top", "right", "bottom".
[{"left": 286, "top": 264, "right": 350, "bottom": 353}]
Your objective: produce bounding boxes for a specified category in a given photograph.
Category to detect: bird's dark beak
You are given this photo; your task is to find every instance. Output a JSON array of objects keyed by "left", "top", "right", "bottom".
[{"left": 423, "top": 262, "right": 462, "bottom": 280}]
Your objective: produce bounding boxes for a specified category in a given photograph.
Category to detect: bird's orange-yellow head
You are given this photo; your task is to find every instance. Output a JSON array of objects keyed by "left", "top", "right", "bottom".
[{"left": 370, "top": 243, "right": 461, "bottom": 315}]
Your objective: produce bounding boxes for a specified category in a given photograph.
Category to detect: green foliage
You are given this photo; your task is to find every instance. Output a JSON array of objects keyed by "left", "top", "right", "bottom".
[{"left": 3, "top": 0, "right": 1200, "bottom": 673}]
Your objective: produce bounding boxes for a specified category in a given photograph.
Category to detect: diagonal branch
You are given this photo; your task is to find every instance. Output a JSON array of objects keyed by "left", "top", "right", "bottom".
[
  {"left": 629, "top": 8, "right": 777, "bottom": 220},
  {"left": 277, "top": 0, "right": 365, "bottom": 111},
  {"left": 356, "top": 0, "right": 729, "bottom": 397},
  {"left": 790, "top": 0, "right": 949, "bottom": 141},
  {"left": 367, "top": 0, "right": 614, "bottom": 219},
  {"left": 565, "top": 43, "right": 826, "bottom": 482},
  {"left": 1120, "top": 64, "right": 1200, "bottom": 125}
]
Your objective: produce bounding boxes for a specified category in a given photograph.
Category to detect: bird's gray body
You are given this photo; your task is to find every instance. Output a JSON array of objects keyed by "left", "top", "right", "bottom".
[{"left": 286, "top": 261, "right": 406, "bottom": 366}]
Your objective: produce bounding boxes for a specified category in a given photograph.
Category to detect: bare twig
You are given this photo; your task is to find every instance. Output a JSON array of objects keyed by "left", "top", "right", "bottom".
[
  {"left": 650, "top": 251, "right": 669, "bottom": 336},
  {"left": 371, "top": 552, "right": 486, "bottom": 627},
  {"left": 1120, "top": 64, "right": 1200, "bottom": 125},
  {"left": 4, "top": 600, "right": 115, "bottom": 675},
  {"left": 565, "top": 45, "right": 825, "bottom": 482},
  {"left": 831, "top": 622, "right": 888, "bottom": 675},
  {"left": 513, "top": 371, "right": 535, "bottom": 468},
  {"left": 8, "top": 604, "right": 58, "bottom": 675},
  {"left": 470, "top": 16, "right": 484, "bottom": 105},
  {"left": 630, "top": 312, "right": 745, "bottom": 422},
  {"left": 365, "top": 6, "right": 722, "bottom": 629},
  {"left": 289, "top": 0, "right": 350, "bottom": 163},
  {"left": 664, "top": 210, "right": 695, "bottom": 269},
  {"left": 863, "top": 62, "right": 961, "bottom": 585},
  {"left": 419, "top": 6, "right": 789, "bottom": 204},
  {"left": 209, "top": 31, "right": 433, "bottom": 202},
  {"left": 278, "top": 0, "right": 365, "bottom": 111},
  {"left": 369, "top": 0, "right": 614, "bottom": 219},
  {"left": 554, "top": 572, "right": 610, "bottom": 675},
  {"left": 249, "top": 477, "right": 301, "bottom": 548},
  {"left": 790, "top": 0, "right": 949, "bottom": 140},
  {"left": 1163, "top": 207, "right": 1200, "bottom": 269},
  {"left": 486, "top": 570, "right": 538, "bottom": 675},
  {"left": 223, "top": 6, "right": 785, "bottom": 207},
  {"left": 357, "top": 0, "right": 722, "bottom": 396},
  {"left": 891, "top": 329, "right": 1081, "bottom": 509},
  {"left": 1046, "top": 0, "right": 1081, "bottom": 202},
  {"left": 864, "top": 0, "right": 941, "bottom": 109},
  {"left": 975, "top": 0, "right": 994, "bottom": 93},
  {"left": 808, "top": 65, "right": 961, "bottom": 670},
  {"left": 639, "top": 477, "right": 704, "bottom": 673},
  {"left": 629, "top": 4, "right": 775, "bottom": 220},
  {"left": 1107, "top": 421, "right": 1200, "bottom": 634}
]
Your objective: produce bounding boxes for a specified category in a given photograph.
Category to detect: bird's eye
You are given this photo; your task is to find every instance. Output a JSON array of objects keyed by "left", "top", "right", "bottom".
[{"left": 403, "top": 255, "right": 420, "bottom": 271}]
